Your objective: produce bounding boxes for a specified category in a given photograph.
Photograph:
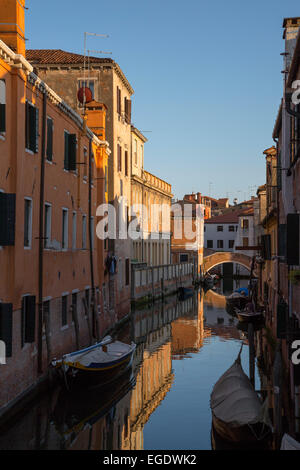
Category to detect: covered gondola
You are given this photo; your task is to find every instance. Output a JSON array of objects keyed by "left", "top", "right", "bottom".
[{"left": 210, "top": 348, "right": 272, "bottom": 445}]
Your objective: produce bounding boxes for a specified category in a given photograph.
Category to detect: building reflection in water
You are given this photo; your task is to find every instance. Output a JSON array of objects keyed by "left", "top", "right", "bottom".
[{"left": 0, "top": 284, "right": 248, "bottom": 451}]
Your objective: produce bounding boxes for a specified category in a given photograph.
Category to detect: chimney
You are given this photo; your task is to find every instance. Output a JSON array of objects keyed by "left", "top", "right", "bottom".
[
  {"left": 85, "top": 101, "right": 107, "bottom": 141},
  {"left": 283, "top": 17, "right": 300, "bottom": 71},
  {"left": 0, "top": 0, "right": 26, "bottom": 56},
  {"left": 197, "top": 192, "right": 201, "bottom": 204}
]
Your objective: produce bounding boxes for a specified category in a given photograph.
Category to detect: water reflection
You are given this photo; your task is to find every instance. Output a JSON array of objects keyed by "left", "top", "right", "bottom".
[{"left": 0, "top": 278, "right": 255, "bottom": 451}]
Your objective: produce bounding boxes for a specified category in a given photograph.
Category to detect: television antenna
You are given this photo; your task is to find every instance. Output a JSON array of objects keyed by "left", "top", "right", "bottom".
[{"left": 82, "top": 32, "right": 110, "bottom": 110}]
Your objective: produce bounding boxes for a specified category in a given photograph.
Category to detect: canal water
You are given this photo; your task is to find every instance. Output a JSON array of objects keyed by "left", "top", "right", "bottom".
[{"left": 0, "top": 278, "right": 257, "bottom": 451}]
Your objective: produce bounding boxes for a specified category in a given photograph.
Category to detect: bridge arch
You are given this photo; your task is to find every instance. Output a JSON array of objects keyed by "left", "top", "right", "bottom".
[{"left": 203, "top": 251, "right": 253, "bottom": 274}]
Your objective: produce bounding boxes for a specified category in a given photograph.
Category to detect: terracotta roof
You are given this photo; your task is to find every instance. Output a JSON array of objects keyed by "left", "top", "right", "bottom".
[
  {"left": 26, "top": 49, "right": 134, "bottom": 95},
  {"left": 239, "top": 207, "right": 254, "bottom": 216},
  {"left": 205, "top": 211, "right": 243, "bottom": 224},
  {"left": 26, "top": 49, "right": 114, "bottom": 65}
]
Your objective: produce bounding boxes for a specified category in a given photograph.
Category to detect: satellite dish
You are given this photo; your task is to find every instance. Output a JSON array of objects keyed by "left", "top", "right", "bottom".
[{"left": 77, "top": 86, "right": 93, "bottom": 104}]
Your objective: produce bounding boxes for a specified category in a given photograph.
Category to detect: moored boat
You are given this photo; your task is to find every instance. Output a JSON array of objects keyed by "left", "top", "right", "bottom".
[
  {"left": 51, "top": 336, "right": 136, "bottom": 389},
  {"left": 236, "top": 310, "right": 264, "bottom": 324},
  {"left": 177, "top": 286, "right": 194, "bottom": 300},
  {"left": 226, "top": 292, "right": 249, "bottom": 311},
  {"left": 210, "top": 348, "right": 272, "bottom": 445}
]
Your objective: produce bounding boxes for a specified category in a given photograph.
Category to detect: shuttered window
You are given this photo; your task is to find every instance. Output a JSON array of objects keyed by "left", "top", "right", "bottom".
[
  {"left": 25, "top": 101, "right": 39, "bottom": 153},
  {"left": 117, "top": 144, "right": 122, "bottom": 172},
  {"left": 46, "top": 117, "right": 53, "bottom": 161},
  {"left": 278, "top": 224, "right": 287, "bottom": 259},
  {"left": 24, "top": 198, "right": 32, "bottom": 248},
  {"left": 21, "top": 295, "right": 36, "bottom": 346},
  {"left": 125, "top": 151, "right": 128, "bottom": 176},
  {"left": 0, "top": 192, "right": 16, "bottom": 246},
  {"left": 277, "top": 298, "right": 288, "bottom": 339},
  {"left": 125, "top": 258, "right": 130, "bottom": 286},
  {"left": 124, "top": 97, "right": 131, "bottom": 124},
  {"left": 117, "top": 87, "right": 121, "bottom": 114},
  {"left": 0, "top": 79, "right": 6, "bottom": 133},
  {"left": 0, "top": 303, "right": 13, "bottom": 358},
  {"left": 64, "top": 131, "right": 77, "bottom": 171},
  {"left": 287, "top": 213, "right": 300, "bottom": 265},
  {"left": 261, "top": 234, "right": 272, "bottom": 260}
]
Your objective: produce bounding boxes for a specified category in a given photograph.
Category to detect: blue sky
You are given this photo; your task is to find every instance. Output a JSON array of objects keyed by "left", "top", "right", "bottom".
[{"left": 27, "top": 0, "right": 299, "bottom": 201}]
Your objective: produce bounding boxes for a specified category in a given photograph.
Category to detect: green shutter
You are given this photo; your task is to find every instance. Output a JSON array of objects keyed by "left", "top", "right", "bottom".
[
  {"left": 0, "top": 193, "right": 16, "bottom": 246},
  {"left": 0, "top": 303, "right": 13, "bottom": 358},
  {"left": 46, "top": 118, "right": 53, "bottom": 161},
  {"left": 0, "top": 104, "right": 5, "bottom": 133},
  {"left": 287, "top": 214, "right": 300, "bottom": 265},
  {"left": 25, "top": 296, "right": 36, "bottom": 343},
  {"left": 68, "top": 134, "right": 77, "bottom": 171}
]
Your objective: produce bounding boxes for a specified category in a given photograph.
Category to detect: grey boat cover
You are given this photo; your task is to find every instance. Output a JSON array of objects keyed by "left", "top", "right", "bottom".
[
  {"left": 63, "top": 340, "right": 135, "bottom": 367},
  {"left": 210, "top": 357, "right": 270, "bottom": 428},
  {"left": 280, "top": 434, "right": 300, "bottom": 450}
]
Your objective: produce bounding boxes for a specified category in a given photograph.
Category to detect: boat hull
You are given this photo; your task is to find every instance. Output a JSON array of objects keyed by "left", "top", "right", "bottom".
[
  {"left": 57, "top": 347, "right": 135, "bottom": 390},
  {"left": 211, "top": 422, "right": 271, "bottom": 450},
  {"left": 237, "top": 312, "right": 264, "bottom": 324},
  {"left": 212, "top": 414, "right": 271, "bottom": 445}
]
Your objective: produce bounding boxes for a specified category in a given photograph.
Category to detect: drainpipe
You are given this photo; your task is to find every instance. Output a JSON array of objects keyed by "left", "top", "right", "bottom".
[
  {"left": 273, "top": 135, "right": 280, "bottom": 298},
  {"left": 37, "top": 89, "right": 47, "bottom": 374}
]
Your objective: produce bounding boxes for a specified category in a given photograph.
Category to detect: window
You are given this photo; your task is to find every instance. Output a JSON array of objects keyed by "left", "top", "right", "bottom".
[
  {"left": 62, "top": 209, "right": 68, "bottom": 250},
  {"left": 207, "top": 240, "right": 213, "bottom": 249},
  {"left": 24, "top": 198, "right": 32, "bottom": 248},
  {"left": 140, "top": 145, "right": 143, "bottom": 167},
  {"left": 117, "top": 87, "right": 121, "bottom": 114},
  {"left": 61, "top": 295, "right": 68, "bottom": 326},
  {"left": 229, "top": 225, "right": 235, "bottom": 232},
  {"left": 124, "top": 97, "right": 131, "bottom": 124},
  {"left": 72, "top": 211, "right": 77, "bottom": 250},
  {"left": 180, "top": 253, "right": 189, "bottom": 262},
  {"left": 64, "top": 131, "right": 77, "bottom": 171},
  {"left": 125, "top": 151, "right": 128, "bottom": 176},
  {"left": 46, "top": 117, "right": 53, "bottom": 161},
  {"left": 120, "top": 179, "right": 123, "bottom": 196},
  {"left": 134, "top": 139, "right": 137, "bottom": 165},
  {"left": 44, "top": 203, "right": 51, "bottom": 248},
  {"left": 242, "top": 219, "right": 249, "bottom": 230},
  {"left": 0, "top": 302, "right": 13, "bottom": 357},
  {"left": 0, "top": 80, "right": 6, "bottom": 133},
  {"left": 21, "top": 295, "right": 36, "bottom": 347},
  {"left": 217, "top": 240, "right": 224, "bottom": 249},
  {"left": 229, "top": 240, "right": 235, "bottom": 249},
  {"left": 242, "top": 237, "right": 249, "bottom": 247},
  {"left": 25, "top": 101, "right": 39, "bottom": 153},
  {"left": 0, "top": 193, "right": 16, "bottom": 246},
  {"left": 78, "top": 80, "right": 95, "bottom": 106},
  {"left": 82, "top": 215, "right": 87, "bottom": 249},
  {"left": 117, "top": 144, "right": 122, "bottom": 172},
  {"left": 25, "top": 104, "right": 37, "bottom": 153},
  {"left": 217, "top": 225, "right": 223, "bottom": 232},
  {"left": 125, "top": 258, "right": 130, "bottom": 286}
]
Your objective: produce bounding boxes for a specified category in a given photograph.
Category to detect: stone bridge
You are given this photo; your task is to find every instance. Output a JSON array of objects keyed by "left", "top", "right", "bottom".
[{"left": 203, "top": 251, "right": 253, "bottom": 274}]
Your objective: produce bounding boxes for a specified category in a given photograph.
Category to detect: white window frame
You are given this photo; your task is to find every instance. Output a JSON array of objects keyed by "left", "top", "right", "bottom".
[
  {"left": 72, "top": 211, "right": 77, "bottom": 251},
  {"left": 62, "top": 208, "right": 69, "bottom": 251},
  {"left": 24, "top": 197, "right": 33, "bottom": 249},
  {"left": 44, "top": 203, "right": 52, "bottom": 249}
]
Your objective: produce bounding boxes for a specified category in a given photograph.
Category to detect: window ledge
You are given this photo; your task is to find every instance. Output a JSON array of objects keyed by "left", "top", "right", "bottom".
[
  {"left": 0, "top": 133, "right": 5, "bottom": 141},
  {"left": 60, "top": 325, "right": 69, "bottom": 331},
  {"left": 25, "top": 148, "right": 35, "bottom": 155}
]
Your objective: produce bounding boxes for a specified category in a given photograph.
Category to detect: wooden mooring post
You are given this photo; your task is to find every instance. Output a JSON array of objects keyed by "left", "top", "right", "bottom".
[{"left": 248, "top": 322, "right": 255, "bottom": 388}]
